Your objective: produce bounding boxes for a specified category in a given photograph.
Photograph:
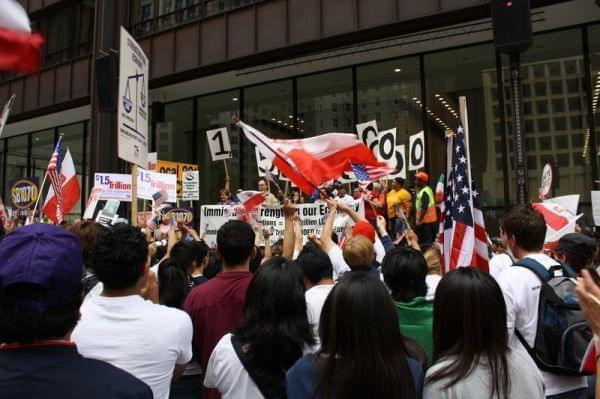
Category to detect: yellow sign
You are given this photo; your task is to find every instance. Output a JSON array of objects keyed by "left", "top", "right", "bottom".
[{"left": 156, "top": 160, "right": 199, "bottom": 199}]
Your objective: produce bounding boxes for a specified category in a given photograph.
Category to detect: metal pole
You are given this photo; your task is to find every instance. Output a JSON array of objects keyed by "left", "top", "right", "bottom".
[{"left": 509, "top": 52, "right": 528, "bottom": 204}]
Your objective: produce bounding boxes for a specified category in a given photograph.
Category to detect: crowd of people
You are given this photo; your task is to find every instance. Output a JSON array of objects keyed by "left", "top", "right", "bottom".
[{"left": 1, "top": 175, "right": 600, "bottom": 399}]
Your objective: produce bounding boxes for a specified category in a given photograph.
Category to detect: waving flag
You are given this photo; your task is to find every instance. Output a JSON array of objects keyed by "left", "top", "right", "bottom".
[
  {"left": 0, "top": 0, "right": 44, "bottom": 73},
  {"left": 532, "top": 196, "right": 582, "bottom": 250},
  {"left": 439, "top": 120, "right": 489, "bottom": 273},
  {"left": 236, "top": 191, "right": 265, "bottom": 213},
  {"left": 43, "top": 148, "right": 81, "bottom": 224},
  {"left": 350, "top": 163, "right": 396, "bottom": 189},
  {"left": 238, "top": 120, "right": 384, "bottom": 195}
]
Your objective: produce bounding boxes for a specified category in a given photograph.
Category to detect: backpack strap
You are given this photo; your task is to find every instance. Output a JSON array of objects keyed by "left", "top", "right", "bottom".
[
  {"left": 513, "top": 257, "right": 551, "bottom": 282},
  {"left": 231, "top": 334, "right": 285, "bottom": 399}
]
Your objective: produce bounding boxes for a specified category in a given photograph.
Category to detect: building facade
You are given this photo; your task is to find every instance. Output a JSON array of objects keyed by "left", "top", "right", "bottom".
[{"left": 1, "top": 0, "right": 599, "bottom": 232}]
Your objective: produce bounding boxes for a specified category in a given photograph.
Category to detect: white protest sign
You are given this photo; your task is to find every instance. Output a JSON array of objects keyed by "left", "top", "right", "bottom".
[
  {"left": 94, "top": 173, "right": 132, "bottom": 201},
  {"left": 137, "top": 169, "right": 177, "bottom": 203},
  {"left": 206, "top": 127, "right": 232, "bottom": 161},
  {"left": 395, "top": 144, "right": 406, "bottom": 179},
  {"left": 147, "top": 152, "right": 157, "bottom": 170},
  {"left": 539, "top": 163, "right": 553, "bottom": 200},
  {"left": 356, "top": 120, "right": 379, "bottom": 152},
  {"left": 83, "top": 187, "right": 103, "bottom": 220},
  {"left": 95, "top": 209, "right": 118, "bottom": 228},
  {"left": 592, "top": 191, "right": 600, "bottom": 226},
  {"left": 117, "top": 27, "right": 148, "bottom": 168},
  {"left": 408, "top": 131, "right": 425, "bottom": 171},
  {"left": 182, "top": 170, "right": 200, "bottom": 201}
]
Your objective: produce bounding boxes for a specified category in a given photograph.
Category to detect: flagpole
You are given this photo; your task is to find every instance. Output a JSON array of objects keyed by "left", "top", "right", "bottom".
[
  {"left": 29, "top": 171, "right": 48, "bottom": 224},
  {"left": 459, "top": 96, "right": 474, "bottom": 212},
  {"left": 131, "top": 163, "right": 138, "bottom": 227}
]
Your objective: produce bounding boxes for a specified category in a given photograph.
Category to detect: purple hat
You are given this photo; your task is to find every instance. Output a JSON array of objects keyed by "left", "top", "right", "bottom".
[{"left": 0, "top": 223, "right": 85, "bottom": 311}]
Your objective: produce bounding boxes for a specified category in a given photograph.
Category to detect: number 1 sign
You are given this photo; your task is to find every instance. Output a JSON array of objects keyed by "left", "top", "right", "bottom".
[{"left": 206, "top": 127, "right": 232, "bottom": 161}]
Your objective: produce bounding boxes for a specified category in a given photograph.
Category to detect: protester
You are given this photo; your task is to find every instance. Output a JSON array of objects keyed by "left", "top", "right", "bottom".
[
  {"left": 66, "top": 220, "right": 107, "bottom": 295},
  {"left": 334, "top": 182, "right": 354, "bottom": 206},
  {"left": 286, "top": 272, "right": 422, "bottom": 398},
  {"left": 387, "top": 177, "right": 412, "bottom": 239},
  {"left": 171, "top": 239, "right": 210, "bottom": 286},
  {"left": 72, "top": 225, "right": 193, "bottom": 399},
  {"left": 342, "top": 235, "right": 381, "bottom": 279},
  {"left": 422, "top": 245, "right": 442, "bottom": 300},
  {"left": 489, "top": 222, "right": 516, "bottom": 280},
  {"left": 257, "top": 177, "right": 279, "bottom": 205},
  {"left": 553, "top": 232, "right": 598, "bottom": 275},
  {"left": 364, "top": 181, "right": 385, "bottom": 225},
  {"left": 352, "top": 187, "right": 362, "bottom": 200},
  {"left": 289, "top": 188, "right": 303, "bottom": 204},
  {"left": 218, "top": 189, "right": 236, "bottom": 205},
  {"left": 496, "top": 205, "right": 588, "bottom": 397},
  {"left": 0, "top": 224, "right": 153, "bottom": 399},
  {"left": 414, "top": 171, "right": 437, "bottom": 245},
  {"left": 204, "top": 257, "right": 314, "bottom": 398},
  {"left": 184, "top": 220, "right": 255, "bottom": 399},
  {"left": 424, "top": 268, "right": 544, "bottom": 399},
  {"left": 575, "top": 269, "right": 600, "bottom": 399},
  {"left": 296, "top": 242, "right": 334, "bottom": 347},
  {"left": 381, "top": 246, "right": 434, "bottom": 362},
  {"left": 158, "top": 258, "right": 190, "bottom": 308}
]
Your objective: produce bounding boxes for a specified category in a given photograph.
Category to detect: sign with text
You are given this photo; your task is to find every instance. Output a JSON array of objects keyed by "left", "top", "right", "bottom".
[
  {"left": 182, "top": 170, "right": 199, "bottom": 201},
  {"left": 117, "top": 27, "right": 148, "bottom": 168},
  {"left": 83, "top": 187, "right": 103, "bottom": 220},
  {"left": 206, "top": 127, "right": 232, "bottom": 161},
  {"left": 163, "top": 207, "right": 194, "bottom": 227},
  {"left": 156, "top": 160, "right": 199, "bottom": 199},
  {"left": 9, "top": 177, "right": 39, "bottom": 211},
  {"left": 137, "top": 169, "right": 177, "bottom": 203},
  {"left": 94, "top": 173, "right": 132, "bottom": 201},
  {"left": 147, "top": 152, "right": 157, "bottom": 170}
]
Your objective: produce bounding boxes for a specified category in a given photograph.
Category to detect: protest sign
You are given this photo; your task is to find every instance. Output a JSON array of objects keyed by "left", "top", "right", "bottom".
[
  {"left": 83, "top": 187, "right": 103, "bottom": 220},
  {"left": 408, "top": 131, "right": 425, "bottom": 171},
  {"left": 182, "top": 170, "right": 199, "bottom": 200},
  {"left": 163, "top": 207, "right": 194, "bottom": 227},
  {"left": 137, "top": 169, "right": 177, "bottom": 203},
  {"left": 156, "top": 160, "right": 199, "bottom": 199},
  {"left": 147, "top": 152, "right": 157, "bottom": 170},
  {"left": 117, "top": 27, "right": 148, "bottom": 168},
  {"left": 200, "top": 200, "right": 365, "bottom": 246},
  {"left": 95, "top": 209, "right": 117, "bottom": 228},
  {"left": 356, "top": 120, "right": 379, "bottom": 151},
  {"left": 9, "top": 177, "right": 39, "bottom": 213},
  {"left": 539, "top": 163, "right": 553, "bottom": 200},
  {"left": 206, "top": 127, "right": 232, "bottom": 161},
  {"left": 592, "top": 191, "right": 600, "bottom": 226},
  {"left": 94, "top": 173, "right": 132, "bottom": 201}
]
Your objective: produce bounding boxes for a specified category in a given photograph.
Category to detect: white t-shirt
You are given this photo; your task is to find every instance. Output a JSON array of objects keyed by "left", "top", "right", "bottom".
[
  {"left": 496, "top": 253, "right": 587, "bottom": 395},
  {"left": 72, "top": 295, "right": 193, "bottom": 399},
  {"left": 336, "top": 194, "right": 355, "bottom": 206},
  {"left": 489, "top": 252, "right": 514, "bottom": 280},
  {"left": 204, "top": 333, "right": 265, "bottom": 399},
  {"left": 425, "top": 274, "right": 442, "bottom": 300},
  {"left": 305, "top": 284, "right": 334, "bottom": 348},
  {"left": 327, "top": 242, "right": 385, "bottom": 281}
]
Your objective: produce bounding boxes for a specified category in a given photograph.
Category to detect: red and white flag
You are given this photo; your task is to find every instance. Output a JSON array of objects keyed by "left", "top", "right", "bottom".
[
  {"left": 0, "top": 0, "right": 44, "bottom": 73},
  {"left": 238, "top": 120, "right": 384, "bottom": 195},
  {"left": 43, "top": 149, "right": 81, "bottom": 224},
  {"left": 532, "top": 197, "right": 582, "bottom": 250},
  {"left": 236, "top": 190, "right": 265, "bottom": 213}
]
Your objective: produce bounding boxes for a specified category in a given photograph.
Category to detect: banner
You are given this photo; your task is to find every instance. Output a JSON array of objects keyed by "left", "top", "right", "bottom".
[
  {"left": 155, "top": 160, "right": 199, "bottom": 199},
  {"left": 137, "top": 169, "right": 177, "bottom": 203},
  {"left": 117, "top": 27, "right": 148, "bottom": 168},
  {"left": 408, "top": 131, "right": 425, "bottom": 171},
  {"left": 9, "top": 177, "right": 39, "bottom": 213},
  {"left": 200, "top": 200, "right": 365, "bottom": 246},
  {"left": 94, "top": 173, "right": 132, "bottom": 201}
]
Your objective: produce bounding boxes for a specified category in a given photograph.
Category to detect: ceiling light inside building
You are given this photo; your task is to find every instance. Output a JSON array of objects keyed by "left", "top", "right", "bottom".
[
  {"left": 232, "top": 97, "right": 238, "bottom": 101},
  {"left": 394, "top": 68, "right": 402, "bottom": 73}
]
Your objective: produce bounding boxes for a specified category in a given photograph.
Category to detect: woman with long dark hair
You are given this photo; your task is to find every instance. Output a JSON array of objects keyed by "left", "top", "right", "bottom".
[
  {"left": 287, "top": 272, "right": 422, "bottom": 399},
  {"left": 204, "top": 257, "right": 315, "bottom": 398},
  {"left": 423, "top": 268, "right": 543, "bottom": 399}
]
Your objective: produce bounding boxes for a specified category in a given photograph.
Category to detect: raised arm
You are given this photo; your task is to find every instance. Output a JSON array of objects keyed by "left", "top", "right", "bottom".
[
  {"left": 320, "top": 199, "right": 338, "bottom": 252},
  {"left": 282, "top": 200, "right": 296, "bottom": 260}
]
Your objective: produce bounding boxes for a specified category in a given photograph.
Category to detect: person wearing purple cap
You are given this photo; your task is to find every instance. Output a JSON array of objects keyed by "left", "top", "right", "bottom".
[{"left": 0, "top": 223, "right": 152, "bottom": 399}]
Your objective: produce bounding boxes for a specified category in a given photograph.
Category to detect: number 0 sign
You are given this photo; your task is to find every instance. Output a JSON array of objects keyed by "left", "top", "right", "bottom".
[{"left": 206, "top": 127, "right": 232, "bottom": 161}]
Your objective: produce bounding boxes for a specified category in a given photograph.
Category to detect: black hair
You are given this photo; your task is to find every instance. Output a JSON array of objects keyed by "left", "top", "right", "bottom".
[
  {"left": 503, "top": 204, "right": 546, "bottom": 252},
  {"left": 381, "top": 247, "right": 428, "bottom": 302},
  {"left": 427, "top": 268, "right": 510, "bottom": 398},
  {"left": 315, "top": 273, "right": 415, "bottom": 399},
  {"left": 297, "top": 242, "right": 333, "bottom": 285},
  {"left": 171, "top": 241, "right": 208, "bottom": 273},
  {"left": 0, "top": 283, "right": 82, "bottom": 343},
  {"left": 271, "top": 239, "right": 284, "bottom": 257},
  {"left": 158, "top": 258, "right": 189, "bottom": 309},
  {"left": 216, "top": 220, "right": 255, "bottom": 267},
  {"left": 92, "top": 224, "right": 149, "bottom": 290},
  {"left": 249, "top": 246, "right": 264, "bottom": 274},
  {"left": 234, "top": 257, "right": 315, "bottom": 381},
  {"left": 204, "top": 250, "right": 222, "bottom": 279}
]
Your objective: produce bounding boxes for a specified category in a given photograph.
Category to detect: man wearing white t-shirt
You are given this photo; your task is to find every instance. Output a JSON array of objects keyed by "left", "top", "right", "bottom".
[
  {"left": 496, "top": 205, "right": 587, "bottom": 398},
  {"left": 296, "top": 241, "right": 334, "bottom": 348},
  {"left": 72, "top": 225, "right": 193, "bottom": 399}
]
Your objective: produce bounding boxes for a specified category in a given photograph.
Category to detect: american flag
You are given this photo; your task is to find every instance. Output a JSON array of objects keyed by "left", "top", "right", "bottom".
[
  {"left": 152, "top": 189, "right": 169, "bottom": 208},
  {"left": 350, "top": 163, "right": 396, "bottom": 189},
  {"left": 439, "top": 120, "right": 489, "bottom": 273},
  {"left": 47, "top": 136, "right": 64, "bottom": 223}
]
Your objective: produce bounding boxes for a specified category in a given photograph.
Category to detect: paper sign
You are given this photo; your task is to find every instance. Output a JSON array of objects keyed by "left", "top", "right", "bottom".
[
  {"left": 182, "top": 170, "right": 199, "bottom": 201},
  {"left": 592, "top": 191, "right": 600, "bottom": 226},
  {"left": 94, "top": 173, "right": 132, "bottom": 201},
  {"left": 206, "top": 127, "right": 232, "bottom": 161},
  {"left": 539, "top": 163, "right": 553, "bottom": 199},
  {"left": 83, "top": 187, "right": 103, "bottom": 220},
  {"left": 147, "top": 152, "right": 157, "bottom": 170},
  {"left": 356, "top": 120, "right": 379, "bottom": 152},
  {"left": 137, "top": 169, "right": 177, "bottom": 203},
  {"left": 163, "top": 207, "right": 194, "bottom": 227},
  {"left": 155, "top": 160, "right": 199, "bottom": 198},
  {"left": 103, "top": 199, "right": 121, "bottom": 214},
  {"left": 95, "top": 209, "right": 117, "bottom": 228},
  {"left": 117, "top": 27, "right": 148, "bottom": 168},
  {"left": 395, "top": 144, "right": 406, "bottom": 179},
  {"left": 9, "top": 177, "right": 39, "bottom": 211},
  {"left": 408, "top": 131, "right": 425, "bottom": 171}
]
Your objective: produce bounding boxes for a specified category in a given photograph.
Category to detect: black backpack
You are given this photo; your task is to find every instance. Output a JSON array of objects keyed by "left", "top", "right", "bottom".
[{"left": 514, "top": 258, "right": 593, "bottom": 376}]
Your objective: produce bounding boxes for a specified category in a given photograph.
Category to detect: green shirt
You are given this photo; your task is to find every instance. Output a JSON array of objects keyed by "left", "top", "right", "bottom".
[{"left": 395, "top": 297, "right": 434, "bottom": 364}]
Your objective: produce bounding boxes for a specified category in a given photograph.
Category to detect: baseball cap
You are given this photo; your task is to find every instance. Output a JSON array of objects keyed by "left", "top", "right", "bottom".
[
  {"left": 352, "top": 220, "right": 376, "bottom": 243},
  {"left": 556, "top": 233, "right": 597, "bottom": 262},
  {"left": 0, "top": 223, "right": 85, "bottom": 311},
  {"left": 415, "top": 171, "right": 429, "bottom": 183}
]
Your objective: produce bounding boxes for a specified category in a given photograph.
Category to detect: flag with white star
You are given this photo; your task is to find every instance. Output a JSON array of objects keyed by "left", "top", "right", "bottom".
[{"left": 439, "top": 119, "right": 489, "bottom": 272}]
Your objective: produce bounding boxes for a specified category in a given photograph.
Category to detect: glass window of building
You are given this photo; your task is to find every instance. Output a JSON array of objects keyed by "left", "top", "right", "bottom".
[
  {"left": 4, "top": 135, "right": 29, "bottom": 206},
  {"left": 61, "top": 122, "right": 87, "bottom": 218},
  {"left": 156, "top": 99, "right": 194, "bottom": 163},
  {"left": 297, "top": 69, "right": 354, "bottom": 136},
  {"left": 197, "top": 90, "right": 240, "bottom": 204},
  {"left": 30, "top": 130, "right": 55, "bottom": 182},
  {"left": 425, "top": 43, "right": 502, "bottom": 207},
  {"left": 503, "top": 29, "right": 589, "bottom": 201},
  {"left": 243, "top": 80, "right": 294, "bottom": 191},
  {"left": 588, "top": 24, "right": 600, "bottom": 178},
  {"left": 356, "top": 57, "right": 422, "bottom": 175}
]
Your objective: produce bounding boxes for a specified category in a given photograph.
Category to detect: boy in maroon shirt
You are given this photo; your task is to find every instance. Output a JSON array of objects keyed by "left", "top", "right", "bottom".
[{"left": 184, "top": 220, "right": 255, "bottom": 399}]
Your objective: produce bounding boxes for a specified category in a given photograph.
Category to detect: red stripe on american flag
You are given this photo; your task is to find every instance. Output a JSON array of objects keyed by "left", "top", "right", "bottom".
[{"left": 450, "top": 222, "right": 467, "bottom": 271}]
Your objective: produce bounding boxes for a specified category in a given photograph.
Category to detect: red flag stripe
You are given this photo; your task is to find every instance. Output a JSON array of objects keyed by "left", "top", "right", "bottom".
[{"left": 0, "top": 28, "right": 43, "bottom": 73}]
